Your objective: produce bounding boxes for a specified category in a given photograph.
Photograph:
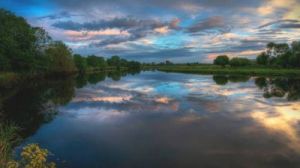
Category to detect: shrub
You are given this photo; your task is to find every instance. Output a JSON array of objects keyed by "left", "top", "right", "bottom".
[{"left": 213, "top": 55, "right": 229, "bottom": 67}]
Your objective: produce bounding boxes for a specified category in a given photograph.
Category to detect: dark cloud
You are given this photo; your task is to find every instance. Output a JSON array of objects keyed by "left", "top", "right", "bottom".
[
  {"left": 278, "top": 23, "right": 300, "bottom": 29},
  {"left": 51, "top": 0, "right": 266, "bottom": 13},
  {"left": 123, "top": 48, "right": 202, "bottom": 62},
  {"left": 53, "top": 17, "right": 179, "bottom": 46},
  {"left": 38, "top": 11, "right": 78, "bottom": 20},
  {"left": 258, "top": 19, "right": 300, "bottom": 29},
  {"left": 186, "top": 16, "right": 231, "bottom": 34},
  {"left": 92, "top": 31, "right": 146, "bottom": 47},
  {"left": 53, "top": 17, "right": 171, "bottom": 31}
]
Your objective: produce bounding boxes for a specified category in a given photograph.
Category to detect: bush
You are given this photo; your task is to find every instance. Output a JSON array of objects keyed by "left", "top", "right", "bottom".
[{"left": 213, "top": 55, "right": 229, "bottom": 67}]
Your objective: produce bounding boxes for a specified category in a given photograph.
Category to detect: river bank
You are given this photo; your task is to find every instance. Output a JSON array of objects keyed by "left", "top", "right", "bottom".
[{"left": 157, "top": 65, "right": 300, "bottom": 76}]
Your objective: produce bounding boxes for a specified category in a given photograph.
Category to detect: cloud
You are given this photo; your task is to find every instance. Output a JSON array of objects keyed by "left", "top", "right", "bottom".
[
  {"left": 278, "top": 23, "right": 300, "bottom": 29},
  {"left": 38, "top": 11, "right": 78, "bottom": 20},
  {"left": 53, "top": 17, "right": 180, "bottom": 46},
  {"left": 258, "top": 19, "right": 300, "bottom": 29},
  {"left": 186, "top": 16, "right": 230, "bottom": 34},
  {"left": 8, "top": 0, "right": 299, "bottom": 63},
  {"left": 51, "top": 0, "right": 266, "bottom": 12},
  {"left": 53, "top": 17, "right": 179, "bottom": 31}
]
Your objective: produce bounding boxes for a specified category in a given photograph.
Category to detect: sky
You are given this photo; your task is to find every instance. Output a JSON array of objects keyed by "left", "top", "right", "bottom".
[{"left": 1, "top": 0, "right": 300, "bottom": 63}]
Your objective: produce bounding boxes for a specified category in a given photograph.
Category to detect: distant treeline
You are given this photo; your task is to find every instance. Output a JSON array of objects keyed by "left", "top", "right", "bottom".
[
  {"left": 74, "top": 55, "right": 141, "bottom": 73},
  {"left": 213, "top": 41, "right": 300, "bottom": 67},
  {"left": 0, "top": 9, "right": 141, "bottom": 75}
]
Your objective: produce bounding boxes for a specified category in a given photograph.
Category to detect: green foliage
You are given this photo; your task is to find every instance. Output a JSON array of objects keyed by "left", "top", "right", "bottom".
[
  {"left": 0, "top": 9, "right": 36, "bottom": 72},
  {"left": 0, "top": 123, "right": 19, "bottom": 167},
  {"left": 256, "top": 52, "right": 269, "bottom": 65},
  {"left": 107, "top": 55, "right": 121, "bottom": 67},
  {"left": 0, "top": 9, "right": 78, "bottom": 74},
  {"left": 256, "top": 41, "right": 300, "bottom": 68},
  {"left": 7, "top": 144, "right": 56, "bottom": 168},
  {"left": 44, "top": 41, "right": 77, "bottom": 73},
  {"left": 229, "top": 57, "right": 251, "bottom": 67},
  {"left": 86, "top": 55, "right": 106, "bottom": 68},
  {"left": 127, "top": 61, "right": 141, "bottom": 70},
  {"left": 290, "top": 41, "right": 300, "bottom": 67},
  {"left": 159, "top": 65, "right": 300, "bottom": 76},
  {"left": 74, "top": 54, "right": 87, "bottom": 72},
  {"left": 213, "top": 55, "right": 229, "bottom": 67}
]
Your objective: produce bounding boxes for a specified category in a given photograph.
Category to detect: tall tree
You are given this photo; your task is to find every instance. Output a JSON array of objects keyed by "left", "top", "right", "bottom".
[
  {"left": 73, "top": 54, "right": 87, "bottom": 73},
  {"left": 256, "top": 52, "right": 269, "bottom": 65},
  {"left": 0, "top": 9, "right": 36, "bottom": 71},
  {"left": 44, "top": 41, "right": 77, "bottom": 73}
]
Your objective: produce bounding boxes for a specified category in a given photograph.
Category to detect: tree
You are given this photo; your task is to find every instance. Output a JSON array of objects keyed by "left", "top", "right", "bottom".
[
  {"left": 44, "top": 41, "right": 77, "bottom": 73},
  {"left": 127, "top": 61, "right": 141, "bottom": 70},
  {"left": 291, "top": 41, "right": 300, "bottom": 67},
  {"left": 33, "top": 27, "right": 52, "bottom": 52},
  {"left": 213, "top": 55, "right": 229, "bottom": 67},
  {"left": 120, "top": 58, "right": 128, "bottom": 67},
  {"left": 0, "top": 9, "right": 37, "bottom": 72},
  {"left": 229, "top": 57, "right": 251, "bottom": 67},
  {"left": 165, "top": 60, "right": 173, "bottom": 65},
  {"left": 107, "top": 55, "right": 121, "bottom": 67},
  {"left": 256, "top": 41, "right": 300, "bottom": 68},
  {"left": 86, "top": 55, "right": 106, "bottom": 68},
  {"left": 256, "top": 52, "right": 269, "bottom": 65},
  {"left": 74, "top": 54, "right": 87, "bottom": 72},
  {"left": 0, "top": 53, "right": 10, "bottom": 71},
  {"left": 265, "top": 42, "right": 289, "bottom": 65},
  {"left": 276, "top": 51, "right": 292, "bottom": 67}
]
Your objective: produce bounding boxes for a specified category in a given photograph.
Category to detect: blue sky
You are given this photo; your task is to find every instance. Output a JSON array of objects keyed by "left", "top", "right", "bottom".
[{"left": 1, "top": 0, "right": 300, "bottom": 62}]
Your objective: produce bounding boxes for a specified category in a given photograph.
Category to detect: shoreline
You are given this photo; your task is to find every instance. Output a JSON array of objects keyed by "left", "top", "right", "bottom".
[
  {"left": 157, "top": 65, "right": 300, "bottom": 76},
  {"left": 0, "top": 66, "right": 134, "bottom": 86}
]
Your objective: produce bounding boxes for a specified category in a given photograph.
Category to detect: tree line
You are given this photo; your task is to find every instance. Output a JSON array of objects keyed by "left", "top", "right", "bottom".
[
  {"left": 74, "top": 55, "right": 141, "bottom": 73},
  {"left": 0, "top": 9, "right": 141, "bottom": 75},
  {"left": 213, "top": 41, "right": 300, "bottom": 68}
]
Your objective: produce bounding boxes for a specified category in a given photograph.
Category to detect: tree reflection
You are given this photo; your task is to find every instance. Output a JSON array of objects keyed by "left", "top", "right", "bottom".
[
  {"left": 75, "top": 69, "right": 141, "bottom": 88},
  {"left": 212, "top": 75, "right": 300, "bottom": 101},
  {"left": 0, "top": 77, "right": 76, "bottom": 138},
  {"left": 212, "top": 75, "right": 250, "bottom": 85},
  {"left": 213, "top": 75, "right": 228, "bottom": 85},
  {"left": 255, "top": 77, "right": 300, "bottom": 101},
  {"left": 88, "top": 72, "right": 106, "bottom": 84}
]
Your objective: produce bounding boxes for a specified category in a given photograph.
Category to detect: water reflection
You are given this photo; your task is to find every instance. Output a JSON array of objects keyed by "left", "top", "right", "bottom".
[
  {"left": 212, "top": 75, "right": 300, "bottom": 101},
  {"left": 0, "top": 70, "right": 141, "bottom": 138},
  {"left": 2, "top": 71, "right": 300, "bottom": 168},
  {"left": 0, "top": 78, "right": 76, "bottom": 137},
  {"left": 255, "top": 77, "right": 300, "bottom": 101}
]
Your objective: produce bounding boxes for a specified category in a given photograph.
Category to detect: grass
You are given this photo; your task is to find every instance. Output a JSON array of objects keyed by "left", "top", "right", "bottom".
[
  {"left": 158, "top": 65, "right": 300, "bottom": 76},
  {"left": 0, "top": 123, "right": 19, "bottom": 167}
]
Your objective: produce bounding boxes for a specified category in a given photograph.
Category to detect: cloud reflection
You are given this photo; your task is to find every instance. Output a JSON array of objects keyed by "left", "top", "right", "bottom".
[{"left": 26, "top": 72, "right": 300, "bottom": 167}]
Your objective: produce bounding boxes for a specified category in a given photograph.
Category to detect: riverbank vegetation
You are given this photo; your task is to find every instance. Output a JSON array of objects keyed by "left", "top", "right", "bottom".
[
  {"left": 157, "top": 41, "right": 300, "bottom": 76},
  {"left": 0, "top": 123, "right": 55, "bottom": 168},
  {"left": 159, "top": 65, "right": 300, "bottom": 76}
]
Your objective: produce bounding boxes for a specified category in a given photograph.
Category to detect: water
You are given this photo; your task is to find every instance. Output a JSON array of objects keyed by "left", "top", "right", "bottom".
[{"left": 1, "top": 71, "right": 300, "bottom": 168}]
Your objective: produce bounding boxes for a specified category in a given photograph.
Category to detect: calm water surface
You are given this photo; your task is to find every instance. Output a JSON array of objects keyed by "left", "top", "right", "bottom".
[{"left": 1, "top": 71, "right": 300, "bottom": 168}]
